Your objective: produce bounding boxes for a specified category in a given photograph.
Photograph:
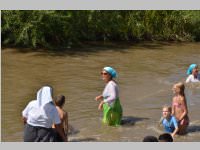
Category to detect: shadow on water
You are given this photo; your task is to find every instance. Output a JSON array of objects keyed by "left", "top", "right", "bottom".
[
  {"left": 70, "top": 137, "right": 97, "bottom": 142},
  {"left": 2, "top": 41, "right": 177, "bottom": 57},
  {"left": 187, "top": 125, "right": 200, "bottom": 133},
  {"left": 68, "top": 124, "right": 80, "bottom": 136},
  {"left": 67, "top": 125, "right": 98, "bottom": 142},
  {"left": 121, "top": 116, "right": 149, "bottom": 126}
]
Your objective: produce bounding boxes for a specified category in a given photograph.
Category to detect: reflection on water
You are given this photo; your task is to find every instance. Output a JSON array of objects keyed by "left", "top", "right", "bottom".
[{"left": 2, "top": 42, "right": 200, "bottom": 142}]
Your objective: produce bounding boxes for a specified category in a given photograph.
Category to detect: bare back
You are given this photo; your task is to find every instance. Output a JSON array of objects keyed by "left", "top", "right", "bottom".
[
  {"left": 172, "top": 95, "right": 188, "bottom": 121},
  {"left": 52, "top": 106, "right": 68, "bottom": 134}
]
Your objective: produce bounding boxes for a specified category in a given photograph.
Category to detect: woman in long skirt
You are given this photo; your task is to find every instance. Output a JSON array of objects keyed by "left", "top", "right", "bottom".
[{"left": 95, "top": 66, "right": 123, "bottom": 126}]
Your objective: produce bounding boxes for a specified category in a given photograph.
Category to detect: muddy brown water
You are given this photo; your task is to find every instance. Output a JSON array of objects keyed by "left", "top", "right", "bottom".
[{"left": 2, "top": 42, "right": 200, "bottom": 142}]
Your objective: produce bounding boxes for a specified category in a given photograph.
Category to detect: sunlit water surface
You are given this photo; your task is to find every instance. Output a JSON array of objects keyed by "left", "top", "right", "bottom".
[{"left": 2, "top": 42, "right": 200, "bottom": 142}]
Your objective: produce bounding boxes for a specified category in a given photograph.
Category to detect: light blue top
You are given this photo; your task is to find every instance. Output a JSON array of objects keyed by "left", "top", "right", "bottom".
[{"left": 162, "top": 116, "right": 178, "bottom": 133}]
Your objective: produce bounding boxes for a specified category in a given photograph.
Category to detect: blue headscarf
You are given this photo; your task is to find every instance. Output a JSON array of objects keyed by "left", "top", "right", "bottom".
[
  {"left": 187, "top": 64, "right": 197, "bottom": 75},
  {"left": 103, "top": 66, "right": 117, "bottom": 78}
]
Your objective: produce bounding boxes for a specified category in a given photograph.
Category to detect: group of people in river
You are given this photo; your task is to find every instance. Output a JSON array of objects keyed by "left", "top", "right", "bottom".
[
  {"left": 144, "top": 63, "right": 200, "bottom": 142},
  {"left": 159, "top": 82, "right": 189, "bottom": 139},
  {"left": 22, "top": 88, "right": 68, "bottom": 142},
  {"left": 21, "top": 63, "right": 199, "bottom": 142}
]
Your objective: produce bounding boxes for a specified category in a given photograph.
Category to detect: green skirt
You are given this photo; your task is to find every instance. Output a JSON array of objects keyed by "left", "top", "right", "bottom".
[{"left": 102, "top": 98, "right": 123, "bottom": 126}]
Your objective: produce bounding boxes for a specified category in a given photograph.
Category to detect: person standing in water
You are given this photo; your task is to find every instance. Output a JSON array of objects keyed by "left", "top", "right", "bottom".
[
  {"left": 186, "top": 64, "right": 200, "bottom": 83},
  {"left": 172, "top": 82, "right": 189, "bottom": 135},
  {"left": 52, "top": 95, "right": 68, "bottom": 142},
  {"left": 22, "top": 86, "right": 67, "bottom": 142},
  {"left": 95, "top": 66, "right": 123, "bottom": 126}
]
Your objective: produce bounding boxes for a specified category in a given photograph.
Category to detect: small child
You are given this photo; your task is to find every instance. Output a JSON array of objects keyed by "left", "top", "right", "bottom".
[
  {"left": 186, "top": 64, "right": 200, "bottom": 83},
  {"left": 172, "top": 82, "right": 189, "bottom": 135},
  {"left": 158, "top": 133, "right": 173, "bottom": 142},
  {"left": 159, "top": 105, "right": 179, "bottom": 138},
  {"left": 52, "top": 95, "right": 68, "bottom": 142}
]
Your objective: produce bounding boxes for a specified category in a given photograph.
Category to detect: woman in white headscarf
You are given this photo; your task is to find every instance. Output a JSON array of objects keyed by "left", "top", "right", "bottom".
[{"left": 22, "top": 86, "right": 67, "bottom": 142}]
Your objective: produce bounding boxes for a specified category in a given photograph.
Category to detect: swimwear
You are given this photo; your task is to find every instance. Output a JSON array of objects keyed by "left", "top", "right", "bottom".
[
  {"left": 162, "top": 116, "right": 178, "bottom": 133},
  {"left": 172, "top": 101, "right": 189, "bottom": 126},
  {"left": 179, "top": 115, "right": 189, "bottom": 126}
]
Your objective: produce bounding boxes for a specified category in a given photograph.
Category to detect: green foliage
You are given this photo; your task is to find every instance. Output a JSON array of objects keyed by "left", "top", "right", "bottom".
[{"left": 1, "top": 10, "right": 200, "bottom": 49}]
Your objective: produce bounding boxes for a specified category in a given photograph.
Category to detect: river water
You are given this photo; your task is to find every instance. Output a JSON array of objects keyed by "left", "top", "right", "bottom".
[{"left": 2, "top": 42, "right": 200, "bottom": 142}]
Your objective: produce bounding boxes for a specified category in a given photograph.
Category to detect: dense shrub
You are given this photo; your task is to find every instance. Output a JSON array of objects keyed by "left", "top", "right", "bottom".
[{"left": 1, "top": 10, "right": 200, "bottom": 49}]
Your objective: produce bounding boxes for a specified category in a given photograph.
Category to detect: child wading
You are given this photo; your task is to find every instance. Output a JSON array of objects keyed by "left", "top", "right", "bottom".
[
  {"left": 172, "top": 82, "right": 189, "bottom": 135},
  {"left": 95, "top": 66, "right": 123, "bottom": 126},
  {"left": 52, "top": 95, "right": 68, "bottom": 142},
  {"left": 160, "top": 105, "right": 179, "bottom": 138}
]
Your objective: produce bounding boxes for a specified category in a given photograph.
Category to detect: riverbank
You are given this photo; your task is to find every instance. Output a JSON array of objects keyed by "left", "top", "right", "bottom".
[{"left": 2, "top": 10, "right": 200, "bottom": 49}]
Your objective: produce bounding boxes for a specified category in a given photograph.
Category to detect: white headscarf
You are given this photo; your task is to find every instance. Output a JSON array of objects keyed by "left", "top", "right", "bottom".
[{"left": 36, "top": 86, "right": 53, "bottom": 108}]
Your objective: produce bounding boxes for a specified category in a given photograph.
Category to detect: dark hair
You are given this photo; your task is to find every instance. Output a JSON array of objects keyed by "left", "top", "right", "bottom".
[
  {"left": 54, "top": 95, "right": 65, "bottom": 107},
  {"left": 158, "top": 133, "right": 173, "bottom": 142},
  {"left": 143, "top": 136, "right": 158, "bottom": 142}
]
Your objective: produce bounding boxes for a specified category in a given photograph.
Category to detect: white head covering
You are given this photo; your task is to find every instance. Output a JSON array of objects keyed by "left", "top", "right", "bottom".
[{"left": 36, "top": 86, "right": 53, "bottom": 108}]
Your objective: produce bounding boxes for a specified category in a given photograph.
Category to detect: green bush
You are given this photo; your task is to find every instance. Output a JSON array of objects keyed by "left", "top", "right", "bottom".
[{"left": 1, "top": 10, "right": 200, "bottom": 49}]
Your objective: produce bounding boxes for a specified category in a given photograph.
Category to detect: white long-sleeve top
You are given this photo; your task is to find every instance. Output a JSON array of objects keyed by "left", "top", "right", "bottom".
[
  {"left": 22, "top": 100, "right": 61, "bottom": 128},
  {"left": 102, "top": 80, "right": 119, "bottom": 106},
  {"left": 186, "top": 74, "right": 200, "bottom": 83}
]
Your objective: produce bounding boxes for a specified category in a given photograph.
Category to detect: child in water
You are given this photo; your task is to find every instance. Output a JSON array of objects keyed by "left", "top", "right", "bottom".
[
  {"left": 186, "top": 64, "right": 200, "bottom": 83},
  {"left": 52, "top": 95, "right": 68, "bottom": 142},
  {"left": 160, "top": 105, "right": 179, "bottom": 138},
  {"left": 172, "top": 82, "right": 189, "bottom": 135}
]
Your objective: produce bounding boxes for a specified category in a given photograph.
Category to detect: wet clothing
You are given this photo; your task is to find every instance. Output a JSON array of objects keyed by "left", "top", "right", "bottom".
[
  {"left": 186, "top": 74, "right": 200, "bottom": 83},
  {"left": 24, "top": 124, "right": 55, "bottom": 142},
  {"left": 102, "top": 80, "right": 122, "bottom": 126},
  {"left": 22, "top": 101, "right": 60, "bottom": 128},
  {"left": 161, "top": 116, "right": 178, "bottom": 133},
  {"left": 22, "top": 86, "right": 61, "bottom": 142},
  {"left": 172, "top": 101, "right": 189, "bottom": 126},
  {"left": 103, "top": 80, "right": 119, "bottom": 106},
  {"left": 103, "top": 98, "right": 122, "bottom": 126}
]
